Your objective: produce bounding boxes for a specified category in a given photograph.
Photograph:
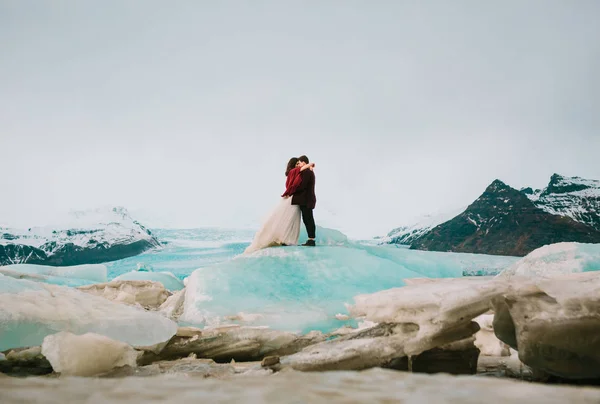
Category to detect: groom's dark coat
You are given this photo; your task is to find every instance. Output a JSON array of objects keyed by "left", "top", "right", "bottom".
[{"left": 292, "top": 169, "right": 316, "bottom": 209}]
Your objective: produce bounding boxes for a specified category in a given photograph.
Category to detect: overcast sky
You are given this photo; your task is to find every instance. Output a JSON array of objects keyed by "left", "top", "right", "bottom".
[{"left": 1, "top": 1, "right": 599, "bottom": 238}]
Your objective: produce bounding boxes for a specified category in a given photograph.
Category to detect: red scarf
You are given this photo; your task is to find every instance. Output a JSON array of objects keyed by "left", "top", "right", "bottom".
[{"left": 282, "top": 167, "right": 302, "bottom": 197}]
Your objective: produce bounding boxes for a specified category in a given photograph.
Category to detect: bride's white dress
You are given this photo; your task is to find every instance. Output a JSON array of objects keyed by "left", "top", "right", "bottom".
[{"left": 244, "top": 197, "right": 301, "bottom": 254}]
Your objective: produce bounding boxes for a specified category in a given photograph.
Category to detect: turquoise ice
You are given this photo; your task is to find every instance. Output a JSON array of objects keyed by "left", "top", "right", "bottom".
[
  {"left": 182, "top": 241, "right": 518, "bottom": 334},
  {"left": 0, "top": 263, "right": 107, "bottom": 287}
]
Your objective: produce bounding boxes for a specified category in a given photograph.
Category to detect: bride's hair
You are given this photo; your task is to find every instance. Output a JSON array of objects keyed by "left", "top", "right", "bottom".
[{"left": 285, "top": 157, "right": 299, "bottom": 176}]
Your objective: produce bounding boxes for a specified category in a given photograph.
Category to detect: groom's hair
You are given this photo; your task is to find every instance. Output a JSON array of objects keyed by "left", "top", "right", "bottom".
[{"left": 298, "top": 155, "right": 310, "bottom": 164}]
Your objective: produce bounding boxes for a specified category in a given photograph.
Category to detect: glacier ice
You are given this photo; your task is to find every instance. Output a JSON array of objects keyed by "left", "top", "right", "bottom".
[
  {"left": 158, "top": 289, "right": 186, "bottom": 321},
  {"left": 151, "top": 325, "right": 325, "bottom": 363},
  {"left": 77, "top": 280, "right": 170, "bottom": 309},
  {"left": 0, "top": 268, "right": 100, "bottom": 288},
  {"left": 473, "top": 314, "right": 510, "bottom": 357},
  {"left": 282, "top": 331, "right": 409, "bottom": 371},
  {"left": 41, "top": 332, "right": 139, "bottom": 376},
  {"left": 348, "top": 277, "right": 503, "bottom": 356},
  {"left": 0, "top": 274, "right": 177, "bottom": 351},
  {"left": 492, "top": 271, "right": 600, "bottom": 379},
  {"left": 299, "top": 226, "right": 348, "bottom": 245},
  {"left": 0, "top": 263, "right": 107, "bottom": 287},
  {"left": 113, "top": 270, "right": 184, "bottom": 291},
  {"left": 181, "top": 244, "right": 516, "bottom": 333},
  {"left": 498, "top": 242, "right": 600, "bottom": 279}
]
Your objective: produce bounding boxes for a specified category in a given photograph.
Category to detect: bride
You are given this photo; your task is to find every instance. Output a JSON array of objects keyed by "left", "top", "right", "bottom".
[{"left": 244, "top": 157, "right": 315, "bottom": 254}]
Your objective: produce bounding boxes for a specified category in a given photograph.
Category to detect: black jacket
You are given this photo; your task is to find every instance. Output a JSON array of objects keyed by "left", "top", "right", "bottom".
[{"left": 292, "top": 169, "right": 316, "bottom": 209}]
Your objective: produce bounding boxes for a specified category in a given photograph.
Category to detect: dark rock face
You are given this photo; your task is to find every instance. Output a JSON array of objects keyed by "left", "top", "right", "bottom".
[
  {"left": 410, "top": 180, "right": 600, "bottom": 256},
  {"left": 544, "top": 173, "right": 591, "bottom": 196},
  {"left": 0, "top": 244, "right": 48, "bottom": 265},
  {"left": 0, "top": 236, "right": 159, "bottom": 267}
]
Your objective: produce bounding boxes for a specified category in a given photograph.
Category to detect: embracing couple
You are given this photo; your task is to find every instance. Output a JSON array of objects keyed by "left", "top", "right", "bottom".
[{"left": 244, "top": 155, "right": 317, "bottom": 254}]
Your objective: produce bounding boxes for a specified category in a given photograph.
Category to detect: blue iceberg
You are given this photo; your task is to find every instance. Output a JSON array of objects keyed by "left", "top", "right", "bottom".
[{"left": 181, "top": 243, "right": 518, "bottom": 334}]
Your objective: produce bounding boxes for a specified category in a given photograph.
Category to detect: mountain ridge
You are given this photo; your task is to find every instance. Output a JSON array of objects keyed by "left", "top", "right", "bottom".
[
  {"left": 387, "top": 174, "right": 600, "bottom": 256},
  {"left": 0, "top": 207, "right": 160, "bottom": 266}
]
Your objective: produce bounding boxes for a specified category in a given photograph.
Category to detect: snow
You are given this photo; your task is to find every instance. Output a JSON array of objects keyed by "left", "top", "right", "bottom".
[
  {"left": 384, "top": 207, "right": 465, "bottom": 245},
  {"left": 113, "top": 270, "right": 184, "bottom": 291},
  {"left": 41, "top": 332, "right": 139, "bottom": 376},
  {"left": 466, "top": 216, "right": 478, "bottom": 227},
  {"left": 526, "top": 174, "right": 600, "bottom": 230},
  {"left": 0, "top": 274, "right": 177, "bottom": 351},
  {"left": 498, "top": 242, "right": 600, "bottom": 279},
  {"left": 0, "top": 206, "right": 159, "bottom": 264},
  {"left": 1, "top": 263, "right": 107, "bottom": 283}
]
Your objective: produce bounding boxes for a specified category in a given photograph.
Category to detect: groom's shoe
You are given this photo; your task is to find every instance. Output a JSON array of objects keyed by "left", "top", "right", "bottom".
[{"left": 302, "top": 239, "right": 316, "bottom": 247}]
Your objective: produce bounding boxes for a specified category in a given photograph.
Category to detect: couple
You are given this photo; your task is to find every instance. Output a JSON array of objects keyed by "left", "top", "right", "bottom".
[{"left": 244, "top": 155, "right": 317, "bottom": 254}]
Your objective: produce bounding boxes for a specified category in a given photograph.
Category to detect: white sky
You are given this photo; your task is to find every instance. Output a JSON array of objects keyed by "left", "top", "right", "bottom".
[{"left": 1, "top": 1, "right": 599, "bottom": 238}]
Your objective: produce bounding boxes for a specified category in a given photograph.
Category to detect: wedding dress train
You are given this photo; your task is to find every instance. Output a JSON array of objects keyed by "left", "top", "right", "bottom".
[{"left": 244, "top": 197, "right": 301, "bottom": 254}]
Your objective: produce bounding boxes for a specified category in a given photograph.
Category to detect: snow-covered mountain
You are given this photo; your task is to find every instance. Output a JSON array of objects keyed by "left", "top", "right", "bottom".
[
  {"left": 383, "top": 207, "right": 465, "bottom": 245},
  {"left": 407, "top": 175, "right": 600, "bottom": 256},
  {"left": 0, "top": 207, "right": 160, "bottom": 266},
  {"left": 526, "top": 174, "right": 600, "bottom": 231}
]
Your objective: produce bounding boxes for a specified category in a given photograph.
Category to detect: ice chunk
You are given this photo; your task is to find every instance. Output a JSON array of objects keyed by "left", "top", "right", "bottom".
[
  {"left": 498, "top": 242, "right": 600, "bottom": 279},
  {"left": 0, "top": 263, "right": 107, "bottom": 287},
  {"left": 299, "top": 226, "right": 348, "bottom": 246},
  {"left": 0, "top": 268, "right": 98, "bottom": 288},
  {"left": 41, "top": 332, "right": 139, "bottom": 376},
  {"left": 473, "top": 314, "right": 510, "bottom": 356},
  {"left": 113, "top": 270, "right": 184, "bottom": 291},
  {"left": 349, "top": 277, "right": 506, "bottom": 355},
  {"left": 149, "top": 326, "right": 325, "bottom": 363},
  {"left": 2, "top": 263, "right": 107, "bottom": 282},
  {"left": 158, "top": 289, "right": 186, "bottom": 321},
  {"left": 492, "top": 272, "right": 600, "bottom": 379},
  {"left": 77, "top": 280, "right": 169, "bottom": 309},
  {"left": 0, "top": 274, "right": 177, "bottom": 351},
  {"left": 181, "top": 245, "right": 513, "bottom": 333}
]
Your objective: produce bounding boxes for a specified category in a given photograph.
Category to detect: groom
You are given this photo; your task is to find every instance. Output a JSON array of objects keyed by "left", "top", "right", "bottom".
[{"left": 292, "top": 155, "right": 317, "bottom": 246}]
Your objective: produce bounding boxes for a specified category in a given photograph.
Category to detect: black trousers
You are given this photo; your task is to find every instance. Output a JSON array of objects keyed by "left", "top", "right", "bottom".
[{"left": 300, "top": 206, "right": 316, "bottom": 239}]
